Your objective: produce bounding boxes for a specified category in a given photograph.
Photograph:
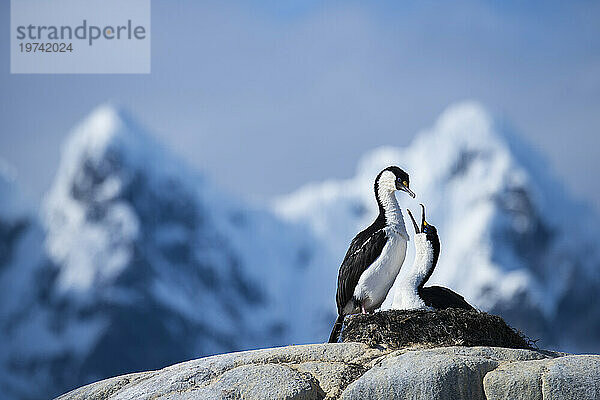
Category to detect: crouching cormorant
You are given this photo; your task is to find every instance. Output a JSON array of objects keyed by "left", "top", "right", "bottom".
[
  {"left": 328, "top": 166, "right": 416, "bottom": 343},
  {"left": 394, "top": 204, "right": 474, "bottom": 311}
]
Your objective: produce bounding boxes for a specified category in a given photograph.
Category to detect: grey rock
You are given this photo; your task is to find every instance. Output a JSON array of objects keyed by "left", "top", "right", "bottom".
[
  {"left": 484, "top": 354, "right": 600, "bottom": 400},
  {"left": 386, "top": 345, "right": 554, "bottom": 362},
  {"left": 443, "top": 346, "right": 558, "bottom": 361},
  {"left": 542, "top": 355, "right": 600, "bottom": 400},
  {"left": 181, "top": 363, "right": 324, "bottom": 400},
  {"left": 295, "top": 361, "right": 366, "bottom": 399},
  {"left": 54, "top": 372, "right": 153, "bottom": 400},
  {"left": 57, "top": 343, "right": 382, "bottom": 400},
  {"left": 484, "top": 359, "right": 547, "bottom": 400},
  {"left": 56, "top": 343, "right": 600, "bottom": 400},
  {"left": 341, "top": 348, "right": 499, "bottom": 400}
]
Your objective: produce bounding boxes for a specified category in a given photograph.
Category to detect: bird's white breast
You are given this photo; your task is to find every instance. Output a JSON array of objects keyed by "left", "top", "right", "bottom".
[
  {"left": 353, "top": 227, "right": 408, "bottom": 311},
  {"left": 393, "top": 234, "right": 434, "bottom": 310}
]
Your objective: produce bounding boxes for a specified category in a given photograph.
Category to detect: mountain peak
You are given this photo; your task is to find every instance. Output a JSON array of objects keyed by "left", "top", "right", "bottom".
[
  {"left": 43, "top": 105, "right": 170, "bottom": 294},
  {"left": 61, "top": 104, "right": 160, "bottom": 171},
  {"left": 74, "top": 103, "right": 128, "bottom": 142},
  {"left": 434, "top": 101, "right": 495, "bottom": 136},
  {"left": 418, "top": 101, "right": 510, "bottom": 163},
  {"left": 46, "top": 105, "right": 199, "bottom": 221}
]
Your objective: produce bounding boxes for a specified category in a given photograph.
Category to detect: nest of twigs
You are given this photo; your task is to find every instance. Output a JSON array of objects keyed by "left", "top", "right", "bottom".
[{"left": 340, "top": 308, "right": 533, "bottom": 350}]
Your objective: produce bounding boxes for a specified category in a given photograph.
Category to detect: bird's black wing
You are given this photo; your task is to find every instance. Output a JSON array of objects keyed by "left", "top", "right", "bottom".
[
  {"left": 419, "top": 285, "right": 475, "bottom": 311},
  {"left": 336, "top": 227, "right": 388, "bottom": 314}
]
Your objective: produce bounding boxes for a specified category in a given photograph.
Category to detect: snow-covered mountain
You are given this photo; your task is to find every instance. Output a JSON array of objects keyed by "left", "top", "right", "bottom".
[
  {"left": 275, "top": 101, "right": 600, "bottom": 353},
  {"left": 0, "top": 106, "right": 335, "bottom": 399}
]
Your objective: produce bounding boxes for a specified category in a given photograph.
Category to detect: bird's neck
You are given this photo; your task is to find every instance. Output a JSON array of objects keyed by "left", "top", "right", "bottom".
[
  {"left": 402, "top": 234, "right": 436, "bottom": 291},
  {"left": 376, "top": 188, "right": 406, "bottom": 234}
]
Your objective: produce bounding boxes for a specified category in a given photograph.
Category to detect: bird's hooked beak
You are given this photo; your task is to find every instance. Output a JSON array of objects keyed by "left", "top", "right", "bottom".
[
  {"left": 397, "top": 180, "right": 416, "bottom": 198},
  {"left": 407, "top": 204, "right": 429, "bottom": 234},
  {"left": 420, "top": 203, "right": 428, "bottom": 232},
  {"left": 407, "top": 208, "right": 420, "bottom": 234}
]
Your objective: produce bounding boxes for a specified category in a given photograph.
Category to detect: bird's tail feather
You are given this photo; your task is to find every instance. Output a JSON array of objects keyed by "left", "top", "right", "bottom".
[{"left": 328, "top": 314, "right": 345, "bottom": 343}]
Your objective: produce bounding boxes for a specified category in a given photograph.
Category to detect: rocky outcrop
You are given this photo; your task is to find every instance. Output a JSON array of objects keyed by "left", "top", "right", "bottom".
[
  {"left": 56, "top": 310, "right": 599, "bottom": 399},
  {"left": 56, "top": 342, "right": 600, "bottom": 400}
]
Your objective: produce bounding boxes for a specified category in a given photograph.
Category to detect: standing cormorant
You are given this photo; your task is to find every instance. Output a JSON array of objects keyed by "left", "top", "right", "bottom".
[{"left": 328, "top": 166, "right": 416, "bottom": 343}]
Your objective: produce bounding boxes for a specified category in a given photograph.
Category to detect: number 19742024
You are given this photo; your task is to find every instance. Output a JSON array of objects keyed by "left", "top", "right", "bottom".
[{"left": 19, "top": 42, "right": 73, "bottom": 52}]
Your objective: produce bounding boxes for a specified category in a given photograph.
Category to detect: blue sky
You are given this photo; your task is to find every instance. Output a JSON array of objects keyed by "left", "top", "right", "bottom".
[{"left": 1, "top": 0, "right": 599, "bottom": 210}]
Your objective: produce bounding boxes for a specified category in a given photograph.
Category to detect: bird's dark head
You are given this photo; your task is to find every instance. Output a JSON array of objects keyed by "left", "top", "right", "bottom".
[
  {"left": 407, "top": 204, "right": 438, "bottom": 240},
  {"left": 376, "top": 166, "right": 415, "bottom": 198}
]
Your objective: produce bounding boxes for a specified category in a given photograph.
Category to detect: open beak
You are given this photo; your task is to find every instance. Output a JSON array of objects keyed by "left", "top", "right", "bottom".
[
  {"left": 401, "top": 184, "right": 416, "bottom": 198},
  {"left": 406, "top": 208, "right": 420, "bottom": 234}
]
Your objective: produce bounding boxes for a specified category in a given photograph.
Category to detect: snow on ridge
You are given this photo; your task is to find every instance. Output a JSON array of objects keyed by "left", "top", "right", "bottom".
[
  {"left": 42, "top": 104, "right": 194, "bottom": 294},
  {"left": 43, "top": 105, "right": 227, "bottom": 294},
  {"left": 52, "top": 104, "right": 203, "bottom": 193},
  {"left": 48, "top": 104, "right": 249, "bottom": 221}
]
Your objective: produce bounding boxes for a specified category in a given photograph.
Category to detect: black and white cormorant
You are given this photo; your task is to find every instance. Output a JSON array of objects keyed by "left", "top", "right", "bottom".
[
  {"left": 328, "top": 166, "right": 416, "bottom": 343},
  {"left": 394, "top": 204, "right": 474, "bottom": 311}
]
